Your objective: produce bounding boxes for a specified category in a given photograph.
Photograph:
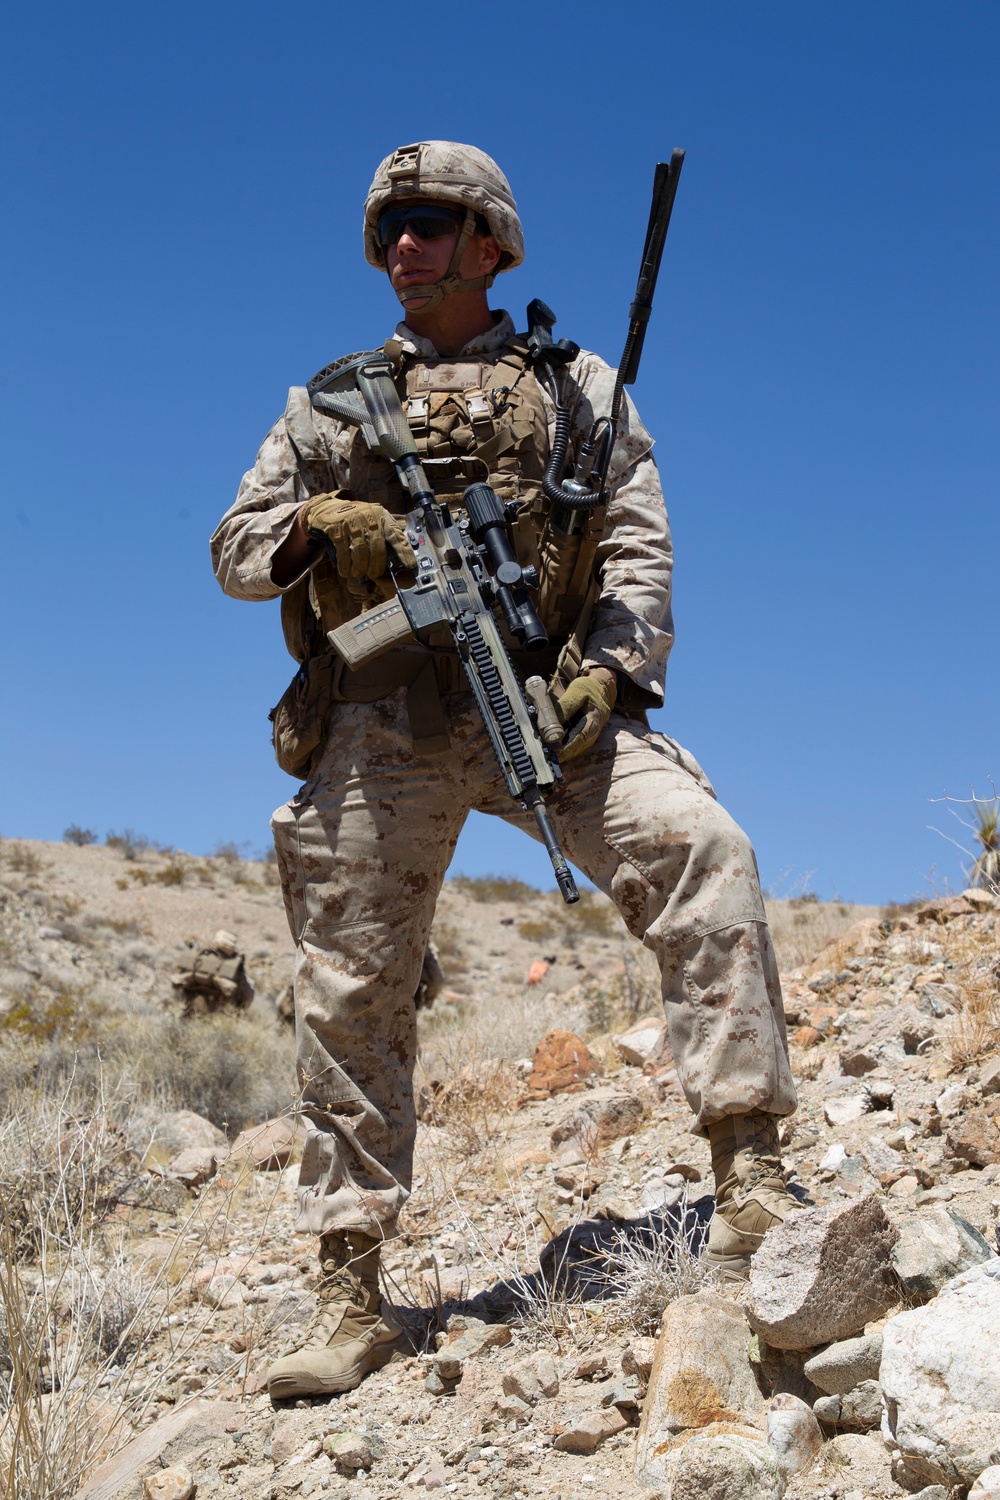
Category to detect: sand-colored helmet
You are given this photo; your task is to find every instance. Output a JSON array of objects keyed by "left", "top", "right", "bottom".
[{"left": 364, "top": 141, "right": 523, "bottom": 308}]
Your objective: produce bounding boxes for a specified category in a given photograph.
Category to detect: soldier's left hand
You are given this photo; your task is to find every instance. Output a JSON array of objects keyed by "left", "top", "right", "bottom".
[{"left": 555, "top": 670, "right": 617, "bottom": 762}]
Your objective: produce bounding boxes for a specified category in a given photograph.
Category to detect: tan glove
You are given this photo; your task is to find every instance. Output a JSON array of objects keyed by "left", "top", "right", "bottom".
[
  {"left": 555, "top": 670, "right": 617, "bottom": 762},
  {"left": 302, "top": 492, "right": 416, "bottom": 580}
]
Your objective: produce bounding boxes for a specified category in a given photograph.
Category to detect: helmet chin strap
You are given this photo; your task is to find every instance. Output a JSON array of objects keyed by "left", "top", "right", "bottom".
[{"left": 393, "top": 208, "right": 496, "bottom": 310}]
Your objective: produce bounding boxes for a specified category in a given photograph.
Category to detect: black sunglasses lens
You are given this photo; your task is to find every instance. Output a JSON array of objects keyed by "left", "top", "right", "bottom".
[{"left": 378, "top": 208, "right": 461, "bottom": 246}]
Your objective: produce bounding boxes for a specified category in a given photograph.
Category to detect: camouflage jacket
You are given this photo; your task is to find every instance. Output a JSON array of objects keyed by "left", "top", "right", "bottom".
[{"left": 211, "top": 311, "right": 675, "bottom": 707}]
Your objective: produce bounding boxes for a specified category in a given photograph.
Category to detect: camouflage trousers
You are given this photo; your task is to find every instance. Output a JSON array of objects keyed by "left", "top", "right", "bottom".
[{"left": 271, "top": 689, "right": 797, "bottom": 1238}]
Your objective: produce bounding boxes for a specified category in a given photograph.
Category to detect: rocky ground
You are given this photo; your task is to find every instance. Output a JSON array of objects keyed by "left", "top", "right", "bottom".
[{"left": 1, "top": 837, "right": 999, "bottom": 1499}]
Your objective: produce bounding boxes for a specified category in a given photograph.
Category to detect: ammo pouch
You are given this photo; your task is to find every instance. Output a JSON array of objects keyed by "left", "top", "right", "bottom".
[
  {"left": 269, "top": 651, "right": 341, "bottom": 780},
  {"left": 269, "top": 646, "right": 474, "bottom": 777}
]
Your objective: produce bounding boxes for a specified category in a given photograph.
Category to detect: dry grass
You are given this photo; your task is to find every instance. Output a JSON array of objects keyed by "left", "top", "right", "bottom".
[
  {"left": 942, "top": 924, "right": 1000, "bottom": 1069},
  {"left": 0, "top": 1008, "right": 296, "bottom": 1139},
  {"left": 764, "top": 896, "right": 881, "bottom": 971},
  {"left": 594, "top": 1197, "right": 712, "bottom": 1335},
  {"left": 0, "top": 1056, "right": 302, "bottom": 1500}
]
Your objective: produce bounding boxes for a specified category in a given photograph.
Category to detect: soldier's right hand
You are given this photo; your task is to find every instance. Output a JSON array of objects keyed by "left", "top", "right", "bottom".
[{"left": 302, "top": 492, "right": 416, "bottom": 580}]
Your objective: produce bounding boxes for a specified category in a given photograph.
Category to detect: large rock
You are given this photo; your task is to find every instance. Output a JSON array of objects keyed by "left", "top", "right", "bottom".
[
  {"left": 549, "top": 1088, "right": 646, "bottom": 1151},
  {"left": 227, "top": 1116, "right": 303, "bottom": 1171},
  {"left": 635, "top": 1291, "right": 764, "bottom": 1488},
  {"left": 839, "top": 1005, "right": 934, "bottom": 1076},
  {"left": 804, "top": 1332, "right": 883, "bottom": 1395},
  {"left": 746, "top": 1195, "right": 897, "bottom": 1350},
  {"left": 766, "top": 1392, "right": 823, "bottom": 1478},
  {"left": 165, "top": 1145, "right": 219, "bottom": 1186},
  {"left": 73, "top": 1401, "right": 240, "bottom": 1499},
  {"left": 525, "top": 1029, "right": 594, "bottom": 1098},
  {"left": 891, "top": 1208, "right": 997, "bottom": 1301},
  {"left": 970, "top": 1467, "right": 1000, "bottom": 1498},
  {"left": 947, "top": 1103, "right": 1000, "bottom": 1167},
  {"left": 880, "top": 1260, "right": 1000, "bottom": 1488},
  {"left": 642, "top": 1429, "right": 785, "bottom": 1500},
  {"left": 147, "top": 1109, "right": 226, "bottom": 1158}
]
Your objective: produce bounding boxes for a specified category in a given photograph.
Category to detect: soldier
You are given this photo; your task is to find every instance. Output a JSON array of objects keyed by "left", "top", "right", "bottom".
[
  {"left": 212, "top": 141, "right": 798, "bottom": 1400},
  {"left": 169, "top": 929, "right": 254, "bottom": 1017}
]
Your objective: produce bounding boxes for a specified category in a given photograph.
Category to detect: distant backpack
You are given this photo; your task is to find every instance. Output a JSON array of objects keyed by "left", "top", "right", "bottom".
[{"left": 169, "top": 929, "right": 254, "bottom": 1016}]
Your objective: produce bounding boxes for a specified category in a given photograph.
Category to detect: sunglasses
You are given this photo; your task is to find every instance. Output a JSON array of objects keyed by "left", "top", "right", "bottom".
[{"left": 377, "top": 204, "right": 466, "bottom": 247}]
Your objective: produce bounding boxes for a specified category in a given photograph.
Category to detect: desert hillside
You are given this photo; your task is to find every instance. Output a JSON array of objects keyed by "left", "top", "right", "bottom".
[{"left": 1, "top": 835, "right": 998, "bottom": 1500}]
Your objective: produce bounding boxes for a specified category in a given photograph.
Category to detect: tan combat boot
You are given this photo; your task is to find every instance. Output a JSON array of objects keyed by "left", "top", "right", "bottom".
[
  {"left": 266, "top": 1230, "right": 403, "bottom": 1399},
  {"left": 703, "top": 1111, "right": 799, "bottom": 1280}
]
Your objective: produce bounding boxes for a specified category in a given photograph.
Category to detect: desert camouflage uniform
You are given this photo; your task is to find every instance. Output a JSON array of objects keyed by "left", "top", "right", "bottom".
[{"left": 211, "top": 312, "right": 796, "bottom": 1240}]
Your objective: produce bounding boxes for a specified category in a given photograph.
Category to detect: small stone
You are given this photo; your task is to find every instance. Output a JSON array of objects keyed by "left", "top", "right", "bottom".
[
  {"left": 838, "top": 1379, "right": 883, "bottom": 1431},
  {"left": 891, "top": 1207, "right": 997, "bottom": 1302},
  {"left": 804, "top": 1332, "right": 883, "bottom": 1395},
  {"left": 202, "top": 1273, "right": 244, "bottom": 1309},
  {"left": 437, "top": 1314, "right": 512, "bottom": 1363},
  {"left": 621, "top": 1338, "right": 656, "bottom": 1380},
  {"left": 910, "top": 1489, "right": 949, "bottom": 1500},
  {"left": 747, "top": 1195, "right": 898, "bottom": 1350},
  {"left": 793, "top": 1026, "right": 824, "bottom": 1048},
  {"left": 981, "top": 1060, "right": 1000, "bottom": 1097},
  {"left": 525, "top": 1029, "right": 594, "bottom": 1098},
  {"left": 766, "top": 1392, "right": 823, "bottom": 1478},
  {"left": 143, "top": 1468, "right": 195, "bottom": 1500},
  {"left": 964, "top": 888, "right": 1000, "bottom": 910},
  {"left": 494, "top": 1393, "right": 533, "bottom": 1424},
  {"left": 813, "top": 1395, "right": 842, "bottom": 1425},
  {"left": 936, "top": 1083, "right": 967, "bottom": 1118},
  {"left": 422, "top": 1264, "right": 470, "bottom": 1302},
  {"left": 889, "top": 1174, "right": 919, "bottom": 1196},
  {"left": 947, "top": 1103, "right": 1000, "bottom": 1167},
  {"left": 819, "top": 1142, "right": 847, "bottom": 1172},
  {"left": 600, "top": 1375, "right": 642, "bottom": 1412},
  {"left": 552, "top": 1407, "right": 628, "bottom": 1453},
  {"left": 550, "top": 1089, "right": 646, "bottom": 1151},
  {"left": 970, "top": 1466, "right": 1000, "bottom": 1497},
  {"left": 324, "top": 1430, "right": 374, "bottom": 1473},
  {"left": 615, "top": 1015, "right": 668, "bottom": 1067},
  {"left": 825, "top": 1095, "right": 866, "bottom": 1127},
  {"left": 501, "top": 1353, "right": 559, "bottom": 1404},
  {"left": 574, "top": 1354, "right": 611, "bottom": 1381}
]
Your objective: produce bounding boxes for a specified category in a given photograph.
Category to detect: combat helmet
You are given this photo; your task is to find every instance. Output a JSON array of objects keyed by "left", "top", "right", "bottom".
[{"left": 364, "top": 141, "right": 523, "bottom": 308}]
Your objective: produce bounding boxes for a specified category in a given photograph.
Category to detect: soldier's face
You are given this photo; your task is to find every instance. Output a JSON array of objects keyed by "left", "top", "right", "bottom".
[
  {"left": 385, "top": 216, "right": 461, "bottom": 301},
  {"left": 383, "top": 203, "right": 500, "bottom": 310}
]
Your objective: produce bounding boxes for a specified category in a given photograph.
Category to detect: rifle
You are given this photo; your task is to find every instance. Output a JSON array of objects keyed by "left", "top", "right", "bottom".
[
  {"left": 307, "top": 352, "right": 580, "bottom": 904},
  {"left": 527, "top": 149, "right": 685, "bottom": 511},
  {"left": 304, "top": 150, "right": 685, "bottom": 906}
]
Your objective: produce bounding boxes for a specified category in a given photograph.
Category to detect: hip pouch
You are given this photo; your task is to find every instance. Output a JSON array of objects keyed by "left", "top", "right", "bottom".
[{"left": 269, "top": 651, "right": 341, "bottom": 779}]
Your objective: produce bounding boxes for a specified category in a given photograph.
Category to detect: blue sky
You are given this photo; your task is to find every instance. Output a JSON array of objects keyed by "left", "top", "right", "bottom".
[{"left": 1, "top": 2, "right": 997, "bottom": 904}]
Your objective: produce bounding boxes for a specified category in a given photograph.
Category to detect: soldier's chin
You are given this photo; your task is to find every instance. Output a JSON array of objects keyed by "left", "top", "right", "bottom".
[{"left": 400, "top": 290, "right": 434, "bottom": 310}]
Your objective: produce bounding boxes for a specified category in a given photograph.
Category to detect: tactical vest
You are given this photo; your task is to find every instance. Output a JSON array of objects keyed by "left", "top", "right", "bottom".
[{"left": 287, "top": 338, "right": 604, "bottom": 666}]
